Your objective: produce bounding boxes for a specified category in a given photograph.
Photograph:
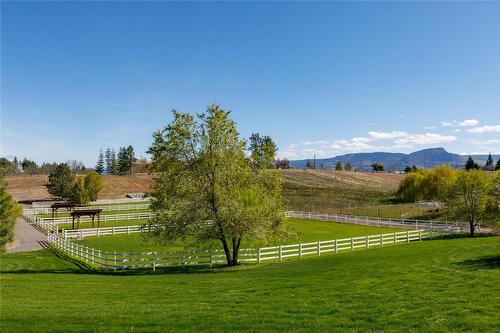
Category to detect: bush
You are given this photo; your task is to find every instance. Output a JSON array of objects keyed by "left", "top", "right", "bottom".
[{"left": 0, "top": 179, "right": 22, "bottom": 250}]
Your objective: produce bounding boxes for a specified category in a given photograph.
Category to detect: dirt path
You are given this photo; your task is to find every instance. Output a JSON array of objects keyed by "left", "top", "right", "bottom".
[{"left": 5, "top": 218, "right": 46, "bottom": 253}]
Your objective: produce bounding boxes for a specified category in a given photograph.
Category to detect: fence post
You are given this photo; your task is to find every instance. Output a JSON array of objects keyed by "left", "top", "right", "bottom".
[
  {"left": 299, "top": 243, "right": 303, "bottom": 258},
  {"left": 98, "top": 250, "right": 101, "bottom": 270},
  {"left": 279, "top": 245, "right": 282, "bottom": 261},
  {"left": 112, "top": 226, "right": 115, "bottom": 235},
  {"left": 122, "top": 253, "right": 126, "bottom": 271},
  {"left": 366, "top": 236, "right": 369, "bottom": 248},
  {"left": 418, "top": 229, "right": 422, "bottom": 241},
  {"left": 407, "top": 231, "right": 410, "bottom": 243},
  {"left": 335, "top": 239, "right": 338, "bottom": 254},
  {"left": 114, "top": 252, "right": 117, "bottom": 271},
  {"left": 317, "top": 241, "right": 321, "bottom": 256},
  {"left": 393, "top": 232, "right": 396, "bottom": 244},
  {"left": 257, "top": 248, "right": 261, "bottom": 264},
  {"left": 153, "top": 251, "right": 156, "bottom": 271},
  {"left": 351, "top": 237, "right": 354, "bottom": 252},
  {"left": 381, "top": 234, "right": 384, "bottom": 247},
  {"left": 127, "top": 226, "right": 130, "bottom": 234}
]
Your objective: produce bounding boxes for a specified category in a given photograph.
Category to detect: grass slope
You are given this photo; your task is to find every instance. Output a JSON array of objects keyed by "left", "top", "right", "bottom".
[
  {"left": 1, "top": 237, "right": 498, "bottom": 332},
  {"left": 74, "top": 218, "right": 405, "bottom": 252}
]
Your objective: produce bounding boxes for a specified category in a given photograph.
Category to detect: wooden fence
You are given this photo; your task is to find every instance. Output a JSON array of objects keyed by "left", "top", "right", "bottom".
[
  {"left": 285, "top": 211, "right": 468, "bottom": 233},
  {"left": 47, "top": 225, "right": 432, "bottom": 271},
  {"left": 62, "top": 224, "right": 150, "bottom": 239}
]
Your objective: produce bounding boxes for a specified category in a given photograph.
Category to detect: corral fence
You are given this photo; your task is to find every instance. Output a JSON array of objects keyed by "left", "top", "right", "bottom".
[
  {"left": 27, "top": 212, "right": 155, "bottom": 227},
  {"left": 46, "top": 225, "right": 433, "bottom": 271},
  {"left": 24, "top": 203, "right": 151, "bottom": 216},
  {"left": 62, "top": 225, "right": 149, "bottom": 239},
  {"left": 285, "top": 211, "right": 469, "bottom": 233},
  {"left": 32, "top": 197, "right": 150, "bottom": 208}
]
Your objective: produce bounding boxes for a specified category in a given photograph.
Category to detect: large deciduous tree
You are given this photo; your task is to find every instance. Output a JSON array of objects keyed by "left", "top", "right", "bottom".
[
  {"left": 446, "top": 170, "right": 491, "bottom": 237},
  {"left": 147, "top": 104, "right": 284, "bottom": 266}
]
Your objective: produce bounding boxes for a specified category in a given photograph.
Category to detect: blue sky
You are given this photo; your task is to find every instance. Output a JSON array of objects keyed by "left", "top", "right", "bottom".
[{"left": 1, "top": 1, "right": 499, "bottom": 166}]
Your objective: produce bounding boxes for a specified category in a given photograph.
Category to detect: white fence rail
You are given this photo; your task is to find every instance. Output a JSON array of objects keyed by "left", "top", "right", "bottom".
[
  {"left": 285, "top": 211, "right": 468, "bottom": 233},
  {"left": 63, "top": 225, "right": 150, "bottom": 239},
  {"left": 24, "top": 203, "right": 151, "bottom": 216},
  {"left": 38, "top": 212, "right": 155, "bottom": 225},
  {"left": 32, "top": 197, "right": 150, "bottom": 208},
  {"left": 47, "top": 224, "right": 433, "bottom": 271}
]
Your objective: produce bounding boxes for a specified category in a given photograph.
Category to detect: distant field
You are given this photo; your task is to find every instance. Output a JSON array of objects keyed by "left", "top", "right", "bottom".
[
  {"left": 1, "top": 237, "right": 498, "bottom": 332},
  {"left": 73, "top": 218, "right": 406, "bottom": 252}
]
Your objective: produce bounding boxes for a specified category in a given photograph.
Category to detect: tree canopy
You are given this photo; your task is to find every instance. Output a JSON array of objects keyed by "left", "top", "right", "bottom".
[
  {"left": 147, "top": 104, "right": 285, "bottom": 266},
  {"left": 0, "top": 178, "right": 22, "bottom": 250},
  {"left": 47, "top": 164, "right": 76, "bottom": 200}
]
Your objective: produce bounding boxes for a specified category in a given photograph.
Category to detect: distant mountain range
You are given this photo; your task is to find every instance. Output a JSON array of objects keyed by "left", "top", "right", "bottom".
[{"left": 288, "top": 148, "right": 499, "bottom": 171}]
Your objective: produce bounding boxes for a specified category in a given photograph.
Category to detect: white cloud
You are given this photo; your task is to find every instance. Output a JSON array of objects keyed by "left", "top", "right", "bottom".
[
  {"left": 423, "top": 126, "right": 436, "bottom": 130},
  {"left": 458, "top": 119, "right": 479, "bottom": 127},
  {"left": 367, "top": 131, "right": 408, "bottom": 140},
  {"left": 441, "top": 119, "right": 480, "bottom": 128},
  {"left": 452, "top": 129, "right": 461, "bottom": 133},
  {"left": 395, "top": 133, "right": 457, "bottom": 146},
  {"left": 467, "top": 125, "right": 500, "bottom": 134}
]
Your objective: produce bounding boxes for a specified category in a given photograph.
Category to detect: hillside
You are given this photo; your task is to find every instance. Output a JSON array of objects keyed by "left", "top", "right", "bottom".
[
  {"left": 4, "top": 174, "right": 156, "bottom": 205},
  {"left": 281, "top": 169, "right": 404, "bottom": 210},
  {"left": 289, "top": 147, "right": 499, "bottom": 170}
]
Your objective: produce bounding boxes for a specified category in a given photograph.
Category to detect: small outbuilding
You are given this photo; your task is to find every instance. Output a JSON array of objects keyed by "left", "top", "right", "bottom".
[
  {"left": 51, "top": 202, "right": 76, "bottom": 218},
  {"left": 70, "top": 209, "right": 103, "bottom": 229}
]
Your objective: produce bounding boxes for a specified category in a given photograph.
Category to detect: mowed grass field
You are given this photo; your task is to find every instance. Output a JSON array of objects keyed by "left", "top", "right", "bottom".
[
  {"left": 1, "top": 236, "right": 498, "bottom": 332},
  {"left": 74, "top": 218, "right": 406, "bottom": 252}
]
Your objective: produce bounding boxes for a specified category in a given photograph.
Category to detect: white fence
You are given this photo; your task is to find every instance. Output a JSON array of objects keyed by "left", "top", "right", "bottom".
[
  {"left": 38, "top": 212, "right": 155, "bottom": 225},
  {"left": 47, "top": 226, "right": 432, "bottom": 271},
  {"left": 285, "top": 211, "right": 468, "bottom": 233},
  {"left": 32, "top": 197, "right": 150, "bottom": 208},
  {"left": 63, "top": 224, "right": 150, "bottom": 239},
  {"left": 24, "top": 203, "right": 151, "bottom": 216}
]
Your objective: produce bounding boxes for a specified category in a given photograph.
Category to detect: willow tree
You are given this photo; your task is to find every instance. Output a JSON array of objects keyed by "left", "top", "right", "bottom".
[{"left": 147, "top": 104, "right": 284, "bottom": 266}]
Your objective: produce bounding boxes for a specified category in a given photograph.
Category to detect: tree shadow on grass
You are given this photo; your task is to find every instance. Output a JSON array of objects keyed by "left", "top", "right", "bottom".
[{"left": 454, "top": 255, "right": 500, "bottom": 270}]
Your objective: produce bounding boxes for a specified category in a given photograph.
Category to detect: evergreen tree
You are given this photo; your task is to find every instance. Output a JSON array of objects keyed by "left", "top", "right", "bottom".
[
  {"left": 344, "top": 162, "right": 352, "bottom": 171},
  {"left": 465, "top": 156, "right": 479, "bottom": 171},
  {"left": 126, "top": 145, "right": 136, "bottom": 174},
  {"left": 104, "top": 148, "right": 112, "bottom": 174},
  {"left": 335, "top": 161, "right": 343, "bottom": 171},
  {"left": 486, "top": 153, "right": 493, "bottom": 166},
  {"left": 305, "top": 160, "right": 314, "bottom": 169},
  {"left": 110, "top": 148, "right": 118, "bottom": 175},
  {"left": 47, "top": 164, "right": 75, "bottom": 200},
  {"left": 95, "top": 150, "right": 105, "bottom": 174},
  {"left": 496, "top": 158, "right": 500, "bottom": 171}
]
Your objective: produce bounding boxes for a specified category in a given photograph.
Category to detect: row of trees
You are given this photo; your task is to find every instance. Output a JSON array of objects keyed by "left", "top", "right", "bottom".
[
  {"left": 0, "top": 157, "right": 86, "bottom": 176},
  {"left": 47, "top": 164, "right": 104, "bottom": 205},
  {"left": 95, "top": 146, "right": 137, "bottom": 175},
  {"left": 397, "top": 166, "right": 500, "bottom": 236},
  {"left": 0, "top": 178, "right": 22, "bottom": 250}
]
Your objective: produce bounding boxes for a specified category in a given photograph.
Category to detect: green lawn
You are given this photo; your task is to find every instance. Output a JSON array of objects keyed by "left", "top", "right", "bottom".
[
  {"left": 1, "top": 237, "right": 498, "bottom": 332},
  {"left": 74, "top": 218, "right": 406, "bottom": 252}
]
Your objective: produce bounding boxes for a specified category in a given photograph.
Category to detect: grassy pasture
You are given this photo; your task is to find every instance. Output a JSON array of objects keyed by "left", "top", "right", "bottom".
[
  {"left": 1, "top": 236, "right": 498, "bottom": 332},
  {"left": 73, "top": 218, "right": 406, "bottom": 252}
]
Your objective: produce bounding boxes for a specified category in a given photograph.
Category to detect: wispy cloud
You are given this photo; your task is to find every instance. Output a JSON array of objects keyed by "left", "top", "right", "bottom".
[
  {"left": 441, "top": 119, "right": 480, "bottom": 128},
  {"left": 467, "top": 124, "right": 500, "bottom": 134}
]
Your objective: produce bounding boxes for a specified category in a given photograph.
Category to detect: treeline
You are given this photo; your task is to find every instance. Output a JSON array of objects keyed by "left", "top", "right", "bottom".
[
  {"left": 95, "top": 146, "right": 144, "bottom": 175},
  {"left": 47, "top": 164, "right": 104, "bottom": 205},
  {"left": 396, "top": 166, "right": 500, "bottom": 236},
  {"left": 0, "top": 157, "right": 86, "bottom": 177}
]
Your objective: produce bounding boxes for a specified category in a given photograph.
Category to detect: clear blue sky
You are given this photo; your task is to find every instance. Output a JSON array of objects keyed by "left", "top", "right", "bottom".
[{"left": 1, "top": 1, "right": 499, "bottom": 166}]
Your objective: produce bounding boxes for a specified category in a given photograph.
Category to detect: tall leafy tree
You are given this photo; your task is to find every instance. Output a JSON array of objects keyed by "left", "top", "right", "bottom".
[
  {"left": 21, "top": 158, "right": 38, "bottom": 175},
  {"left": 446, "top": 170, "right": 491, "bottom": 237},
  {"left": 47, "top": 164, "right": 75, "bottom": 200},
  {"left": 0, "top": 158, "right": 17, "bottom": 177},
  {"left": 371, "top": 163, "right": 384, "bottom": 172},
  {"left": 249, "top": 134, "right": 277, "bottom": 169},
  {"left": 344, "top": 162, "right": 352, "bottom": 171},
  {"left": 0, "top": 178, "right": 22, "bottom": 250},
  {"left": 95, "top": 150, "right": 105, "bottom": 174},
  {"left": 147, "top": 104, "right": 284, "bottom": 266},
  {"left": 335, "top": 161, "right": 343, "bottom": 171},
  {"left": 305, "top": 160, "right": 314, "bottom": 169},
  {"left": 83, "top": 173, "right": 104, "bottom": 201}
]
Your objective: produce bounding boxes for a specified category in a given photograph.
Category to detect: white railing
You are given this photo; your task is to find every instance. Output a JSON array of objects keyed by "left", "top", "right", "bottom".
[
  {"left": 32, "top": 197, "right": 150, "bottom": 208},
  {"left": 63, "top": 224, "right": 152, "bottom": 239},
  {"left": 47, "top": 224, "right": 432, "bottom": 271},
  {"left": 285, "top": 211, "right": 468, "bottom": 233},
  {"left": 24, "top": 203, "right": 151, "bottom": 216},
  {"left": 38, "top": 212, "right": 155, "bottom": 225}
]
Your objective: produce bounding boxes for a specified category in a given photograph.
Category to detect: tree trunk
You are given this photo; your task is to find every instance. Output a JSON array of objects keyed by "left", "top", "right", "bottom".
[
  {"left": 220, "top": 237, "right": 232, "bottom": 265},
  {"left": 469, "top": 221, "right": 475, "bottom": 237},
  {"left": 231, "top": 238, "right": 241, "bottom": 266}
]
